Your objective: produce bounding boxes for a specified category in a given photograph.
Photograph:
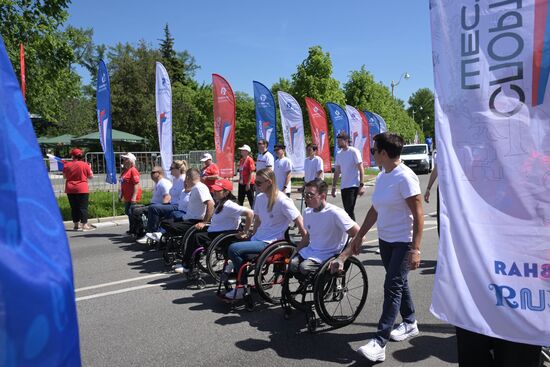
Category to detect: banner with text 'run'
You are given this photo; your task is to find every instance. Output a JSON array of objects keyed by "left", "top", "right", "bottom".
[
  {"left": 253, "top": 81, "right": 277, "bottom": 155},
  {"left": 430, "top": 0, "right": 550, "bottom": 345},
  {"left": 305, "top": 97, "right": 332, "bottom": 172},
  {"left": 212, "top": 74, "right": 236, "bottom": 177},
  {"left": 278, "top": 91, "right": 305, "bottom": 173}
]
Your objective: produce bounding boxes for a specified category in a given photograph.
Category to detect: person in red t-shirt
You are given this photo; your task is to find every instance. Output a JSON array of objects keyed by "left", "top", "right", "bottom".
[
  {"left": 63, "top": 148, "right": 94, "bottom": 231},
  {"left": 200, "top": 153, "right": 220, "bottom": 192},
  {"left": 120, "top": 152, "right": 142, "bottom": 235},
  {"left": 237, "top": 144, "right": 255, "bottom": 207}
]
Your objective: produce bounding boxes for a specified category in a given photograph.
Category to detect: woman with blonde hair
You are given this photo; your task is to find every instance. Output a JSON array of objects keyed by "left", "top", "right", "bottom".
[{"left": 224, "top": 168, "right": 306, "bottom": 300}]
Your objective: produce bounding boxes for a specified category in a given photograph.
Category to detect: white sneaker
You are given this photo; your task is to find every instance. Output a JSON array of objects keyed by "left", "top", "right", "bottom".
[
  {"left": 390, "top": 320, "right": 419, "bottom": 341},
  {"left": 357, "top": 339, "right": 386, "bottom": 362},
  {"left": 224, "top": 261, "right": 234, "bottom": 274},
  {"left": 136, "top": 236, "right": 148, "bottom": 244},
  {"left": 174, "top": 265, "right": 190, "bottom": 274},
  {"left": 145, "top": 232, "right": 163, "bottom": 242},
  {"left": 224, "top": 287, "right": 244, "bottom": 300},
  {"left": 375, "top": 247, "right": 380, "bottom": 254}
]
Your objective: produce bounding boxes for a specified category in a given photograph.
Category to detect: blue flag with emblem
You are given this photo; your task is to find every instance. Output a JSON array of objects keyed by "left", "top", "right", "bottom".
[
  {"left": 96, "top": 60, "right": 117, "bottom": 184},
  {"left": 364, "top": 110, "right": 381, "bottom": 166},
  {"left": 0, "top": 35, "right": 81, "bottom": 366},
  {"left": 253, "top": 81, "right": 277, "bottom": 155},
  {"left": 326, "top": 102, "right": 350, "bottom": 158}
]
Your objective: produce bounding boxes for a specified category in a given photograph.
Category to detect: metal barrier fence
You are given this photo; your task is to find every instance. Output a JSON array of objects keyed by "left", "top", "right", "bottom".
[{"left": 47, "top": 150, "right": 216, "bottom": 196}]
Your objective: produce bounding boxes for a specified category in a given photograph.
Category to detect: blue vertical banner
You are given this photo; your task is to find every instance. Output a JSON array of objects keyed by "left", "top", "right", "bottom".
[
  {"left": 96, "top": 60, "right": 117, "bottom": 184},
  {"left": 364, "top": 110, "right": 381, "bottom": 166},
  {"left": 253, "top": 81, "right": 277, "bottom": 155},
  {"left": 0, "top": 35, "right": 81, "bottom": 366},
  {"left": 374, "top": 112, "right": 388, "bottom": 133},
  {"left": 326, "top": 102, "right": 350, "bottom": 158}
]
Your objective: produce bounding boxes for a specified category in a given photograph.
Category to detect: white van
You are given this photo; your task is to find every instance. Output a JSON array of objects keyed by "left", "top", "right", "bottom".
[{"left": 401, "top": 144, "right": 432, "bottom": 174}]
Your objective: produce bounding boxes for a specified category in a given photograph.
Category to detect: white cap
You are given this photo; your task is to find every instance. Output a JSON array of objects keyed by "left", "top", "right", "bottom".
[
  {"left": 121, "top": 152, "right": 136, "bottom": 163},
  {"left": 200, "top": 153, "right": 213, "bottom": 162},
  {"left": 238, "top": 144, "right": 251, "bottom": 152}
]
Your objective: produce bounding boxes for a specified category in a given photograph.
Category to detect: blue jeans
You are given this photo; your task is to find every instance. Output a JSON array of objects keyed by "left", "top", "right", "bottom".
[
  {"left": 375, "top": 239, "right": 416, "bottom": 346},
  {"left": 146, "top": 203, "right": 178, "bottom": 232},
  {"left": 228, "top": 240, "right": 268, "bottom": 284}
]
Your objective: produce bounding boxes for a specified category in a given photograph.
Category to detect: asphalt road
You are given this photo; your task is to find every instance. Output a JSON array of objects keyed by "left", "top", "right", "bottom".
[{"left": 70, "top": 173, "right": 458, "bottom": 367}]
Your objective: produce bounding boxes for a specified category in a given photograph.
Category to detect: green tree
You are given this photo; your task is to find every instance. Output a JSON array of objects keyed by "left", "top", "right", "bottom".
[
  {"left": 0, "top": 0, "right": 90, "bottom": 126},
  {"left": 408, "top": 88, "right": 435, "bottom": 138},
  {"left": 158, "top": 23, "right": 198, "bottom": 86}
]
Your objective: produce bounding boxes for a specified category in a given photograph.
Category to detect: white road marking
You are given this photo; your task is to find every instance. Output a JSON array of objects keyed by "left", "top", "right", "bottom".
[
  {"left": 75, "top": 273, "right": 167, "bottom": 292},
  {"left": 76, "top": 276, "right": 185, "bottom": 302}
]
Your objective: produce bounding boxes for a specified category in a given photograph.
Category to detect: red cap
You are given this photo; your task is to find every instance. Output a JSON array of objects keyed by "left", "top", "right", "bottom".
[
  {"left": 211, "top": 179, "right": 233, "bottom": 192},
  {"left": 70, "top": 148, "right": 83, "bottom": 157}
]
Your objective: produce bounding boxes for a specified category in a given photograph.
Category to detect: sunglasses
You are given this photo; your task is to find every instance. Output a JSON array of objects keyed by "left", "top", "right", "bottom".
[
  {"left": 256, "top": 179, "right": 268, "bottom": 186},
  {"left": 304, "top": 191, "right": 318, "bottom": 199}
]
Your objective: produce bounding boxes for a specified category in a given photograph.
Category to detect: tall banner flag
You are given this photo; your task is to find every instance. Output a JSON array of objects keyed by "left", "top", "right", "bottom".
[
  {"left": 359, "top": 111, "right": 372, "bottom": 168},
  {"left": 155, "top": 62, "right": 173, "bottom": 177},
  {"left": 212, "top": 74, "right": 236, "bottom": 177},
  {"left": 305, "top": 97, "right": 331, "bottom": 172},
  {"left": 364, "top": 110, "right": 380, "bottom": 166},
  {"left": 430, "top": 0, "right": 550, "bottom": 345},
  {"left": 253, "top": 81, "right": 277, "bottom": 155},
  {"left": 277, "top": 91, "right": 305, "bottom": 173},
  {"left": 326, "top": 102, "right": 350, "bottom": 158},
  {"left": 374, "top": 112, "right": 387, "bottom": 133},
  {"left": 0, "top": 35, "right": 81, "bottom": 365},
  {"left": 345, "top": 105, "right": 365, "bottom": 153},
  {"left": 96, "top": 60, "right": 117, "bottom": 184}
]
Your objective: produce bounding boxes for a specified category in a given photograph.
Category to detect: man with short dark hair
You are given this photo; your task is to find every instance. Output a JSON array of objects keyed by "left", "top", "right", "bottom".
[
  {"left": 290, "top": 178, "right": 359, "bottom": 275},
  {"left": 304, "top": 143, "right": 324, "bottom": 184},
  {"left": 256, "top": 138, "right": 274, "bottom": 171},
  {"left": 331, "top": 132, "right": 365, "bottom": 220},
  {"left": 274, "top": 144, "right": 293, "bottom": 197}
]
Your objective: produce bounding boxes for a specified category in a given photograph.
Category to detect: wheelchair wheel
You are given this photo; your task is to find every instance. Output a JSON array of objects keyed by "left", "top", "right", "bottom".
[
  {"left": 313, "top": 256, "right": 368, "bottom": 328},
  {"left": 163, "top": 236, "right": 179, "bottom": 266},
  {"left": 206, "top": 233, "right": 239, "bottom": 282},
  {"left": 179, "top": 226, "right": 199, "bottom": 261},
  {"left": 254, "top": 242, "right": 295, "bottom": 304},
  {"left": 282, "top": 271, "right": 314, "bottom": 312}
]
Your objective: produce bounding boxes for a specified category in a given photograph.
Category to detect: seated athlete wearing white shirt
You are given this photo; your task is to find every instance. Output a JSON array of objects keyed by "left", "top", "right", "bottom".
[
  {"left": 224, "top": 168, "right": 307, "bottom": 300},
  {"left": 175, "top": 179, "right": 254, "bottom": 273},
  {"left": 290, "top": 179, "right": 359, "bottom": 275}
]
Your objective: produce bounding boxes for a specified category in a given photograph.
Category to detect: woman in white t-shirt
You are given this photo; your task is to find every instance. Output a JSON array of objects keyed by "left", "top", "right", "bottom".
[
  {"left": 176, "top": 179, "right": 253, "bottom": 273},
  {"left": 333, "top": 132, "right": 424, "bottom": 362},
  {"left": 224, "top": 168, "right": 306, "bottom": 300}
]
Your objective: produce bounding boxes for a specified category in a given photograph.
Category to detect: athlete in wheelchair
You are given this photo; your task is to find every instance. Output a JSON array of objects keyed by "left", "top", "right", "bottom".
[
  {"left": 281, "top": 178, "right": 368, "bottom": 332},
  {"left": 172, "top": 179, "right": 253, "bottom": 288},
  {"left": 219, "top": 168, "right": 306, "bottom": 308},
  {"left": 159, "top": 168, "right": 214, "bottom": 266}
]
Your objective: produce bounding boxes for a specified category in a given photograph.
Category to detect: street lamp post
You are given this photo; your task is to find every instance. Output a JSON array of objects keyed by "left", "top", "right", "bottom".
[{"left": 391, "top": 72, "right": 411, "bottom": 97}]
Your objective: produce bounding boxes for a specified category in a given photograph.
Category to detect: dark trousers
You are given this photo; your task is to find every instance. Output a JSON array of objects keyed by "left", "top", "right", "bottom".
[
  {"left": 375, "top": 239, "right": 416, "bottom": 346},
  {"left": 146, "top": 203, "right": 178, "bottom": 232},
  {"left": 130, "top": 205, "right": 149, "bottom": 237},
  {"left": 455, "top": 327, "right": 542, "bottom": 367},
  {"left": 341, "top": 187, "right": 359, "bottom": 221},
  {"left": 238, "top": 183, "right": 255, "bottom": 208},
  {"left": 184, "top": 230, "right": 235, "bottom": 267},
  {"left": 67, "top": 193, "right": 89, "bottom": 224},
  {"left": 160, "top": 218, "right": 200, "bottom": 236}
]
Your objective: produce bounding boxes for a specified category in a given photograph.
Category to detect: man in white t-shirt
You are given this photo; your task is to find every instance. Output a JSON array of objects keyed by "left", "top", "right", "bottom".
[
  {"left": 290, "top": 179, "right": 359, "bottom": 275},
  {"left": 332, "top": 132, "right": 423, "bottom": 363},
  {"left": 160, "top": 168, "right": 214, "bottom": 236},
  {"left": 256, "top": 138, "right": 274, "bottom": 171},
  {"left": 274, "top": 143, "right": 293, "bottom": 196},
  {"left": 331, "top": 132, "right": 365, "bottom": 220},
  {"left": 135, "top": 166, "right": 172, "bottom": 243},
  {"left": 303, "top": 143, "right": 324, "bottom": 184}
]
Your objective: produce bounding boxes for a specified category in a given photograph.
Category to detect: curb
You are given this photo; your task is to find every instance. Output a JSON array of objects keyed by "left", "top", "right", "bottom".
[{"left": 63, "top": 215, "right": 128, "bottom": 230}]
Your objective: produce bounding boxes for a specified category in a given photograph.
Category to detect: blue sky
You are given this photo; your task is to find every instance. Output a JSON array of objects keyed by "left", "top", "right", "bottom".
[{"left": 68, "top": 0, "right": 433, "bottom": 103}]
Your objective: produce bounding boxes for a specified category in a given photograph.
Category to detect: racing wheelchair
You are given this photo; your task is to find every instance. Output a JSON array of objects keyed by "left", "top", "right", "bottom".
[
  {"left": 215, "top": 231, "right": 297, "bottom": 311},
  {"left": 280, "top": 249, "right": 368, "bottom": 332}
]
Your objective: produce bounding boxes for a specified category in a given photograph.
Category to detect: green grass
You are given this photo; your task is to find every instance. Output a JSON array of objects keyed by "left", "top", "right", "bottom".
[{"left": 57, "top": 191, "right": 153, "bottom": 221}]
